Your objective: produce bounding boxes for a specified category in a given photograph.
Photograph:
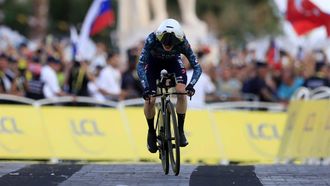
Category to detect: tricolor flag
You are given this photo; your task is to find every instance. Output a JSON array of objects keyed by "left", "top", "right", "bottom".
[
  {"left": 80, "top": 0, "right": 115, "bottom": 39},
  {"left": 77, "top": 0, "right": 114, "bottom": 60}
]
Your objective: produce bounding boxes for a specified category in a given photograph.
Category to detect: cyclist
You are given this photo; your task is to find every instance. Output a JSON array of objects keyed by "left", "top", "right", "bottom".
[{"left": 137, "top": 18, "right": 202, "bottom": 153}]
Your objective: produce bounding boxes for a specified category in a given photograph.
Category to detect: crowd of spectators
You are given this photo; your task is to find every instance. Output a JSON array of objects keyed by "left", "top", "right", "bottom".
[
  {"left": 209, "top": 40, "right": 330, "bottom": 105},
  {"left": 0, "top": 38, "right": 144, "bottom": 103},
  {"left": 0, "top": 35, "right": 329, "bottom": 107}
]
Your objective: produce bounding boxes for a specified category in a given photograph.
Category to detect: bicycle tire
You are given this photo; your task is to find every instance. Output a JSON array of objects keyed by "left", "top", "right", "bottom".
[
  {"left": 156, "top": 108, "right": 169, "bottom": 175},
  {"left": 166, "top": 101, "right": 180, "bottom": 176}
]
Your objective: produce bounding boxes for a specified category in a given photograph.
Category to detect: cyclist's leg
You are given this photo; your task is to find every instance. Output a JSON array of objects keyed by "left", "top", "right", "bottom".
[
  {"left": 144, "top": 57, "right": 159, "bottom": 126},
  {"left": 168, "top": 57, "right": 189, "bottom": 147},
  {"left": 144, "top": 97, "right": 156, "bottom": 126},
  {"left": 175, "top": 83, "right": 187, "bottom": 114},
  {"left": 145, "top": 57, "right": 160, "bottom": 153},
  {"left": 175, "top": 83, "right": 189, "bottom": 147}
]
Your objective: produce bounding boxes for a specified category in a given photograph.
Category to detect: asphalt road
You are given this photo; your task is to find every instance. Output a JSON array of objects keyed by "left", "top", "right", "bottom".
[{"left": 0, "top": 162, "right": 329, "bottom": 186}]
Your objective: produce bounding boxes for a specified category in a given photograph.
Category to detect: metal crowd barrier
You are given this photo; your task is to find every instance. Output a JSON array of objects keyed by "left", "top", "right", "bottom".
[
  {"left": 0, "top": 94, "right": 287, "bottom": 111},
  {"left": 291, "top": 86, "right": 330, "bottom": 100}
]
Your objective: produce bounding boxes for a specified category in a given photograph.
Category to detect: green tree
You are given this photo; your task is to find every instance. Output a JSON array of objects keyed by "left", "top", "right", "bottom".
[
  {"left": 1, "top": 0, "right": 279, "bottom": 46},
  {"left": 195, "top": 0, "right": 279, "bottom": 45},
  {"left": 1, "top": 0, "right": 32, "bottom": 36}
]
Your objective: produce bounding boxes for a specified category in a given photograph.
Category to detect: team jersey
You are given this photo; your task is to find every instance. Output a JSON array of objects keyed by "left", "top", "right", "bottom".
[{"left": 137, "top": 32, "right": 202, "bottom": 90}]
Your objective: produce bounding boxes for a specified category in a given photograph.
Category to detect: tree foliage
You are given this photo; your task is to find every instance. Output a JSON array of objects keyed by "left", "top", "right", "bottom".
[
  {"left": 1, "top": 0, "right": 279, "bottom": 44},
  {"left": 158, "top": 0, "right": 280, "bottom": 44},
  {"left": 195, "top": 0, "right": 280, "bottom": 44}
]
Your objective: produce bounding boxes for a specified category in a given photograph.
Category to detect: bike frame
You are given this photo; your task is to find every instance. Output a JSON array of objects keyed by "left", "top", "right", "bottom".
[{"left": 154, "top": 78, "right": 187, "bottom": 176}]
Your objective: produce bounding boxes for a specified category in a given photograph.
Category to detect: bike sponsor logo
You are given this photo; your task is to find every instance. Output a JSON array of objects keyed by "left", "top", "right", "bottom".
[
  {"left": 0, "top": 116, "right": 23, "bottom": 153},
  {"left": 69, "top": 119, "right": 107, "bottom": 154}
]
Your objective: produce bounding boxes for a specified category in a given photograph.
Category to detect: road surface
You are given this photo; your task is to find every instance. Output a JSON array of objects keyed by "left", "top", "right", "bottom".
[{"left": 0, "top": 162, "right": 329, "bottom": 185}]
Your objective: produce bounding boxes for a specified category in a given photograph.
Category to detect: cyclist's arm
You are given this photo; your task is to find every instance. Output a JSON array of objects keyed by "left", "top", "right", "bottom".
[
  {"left": 137, "top": 33, "right": 154, "bottom": 90},
  {"left": 180, "top": 38, "right": 202, "bottom": 86}
]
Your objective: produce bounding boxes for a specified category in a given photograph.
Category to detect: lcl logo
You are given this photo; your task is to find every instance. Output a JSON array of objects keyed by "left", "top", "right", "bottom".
[
  {"left": 303, "top": 113, "right": 316, "bottom": 131},
  {"left": 246, "top": 123, "right": 280, "bottom": 140},
  {"left": 70, "top": 119, "right": 104, "bottom": 136},
  {"left": 325, "top": 115, "right": 330, "bottom": 130},
  {"left": 0, "top": 117, "right": 23, "bottom": 134}
]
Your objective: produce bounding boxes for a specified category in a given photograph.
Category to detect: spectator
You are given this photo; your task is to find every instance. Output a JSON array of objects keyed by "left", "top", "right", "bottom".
[
  {"left": 90, "top": 42, "right": 107, "bottom": 72},
  {"left": 277, "top": 67, "right": 304, "bottom": 102},
  {"left": 88, "top": 65, "right": 106, "bottom": 102},
  {"left": 41, "top": 56, "right": 65, "bottom": 98},
  {"left": 184, "top": 57, "right": 216, "bottom": 108},
  {"left": 14, "top": 57, "right": 29, "bottom": 96},
  {"left": 25, "top": 59, "right": 44, "bottom": 100},
  {"left": 96, "top": 52, "right": 122, "bottom": 101},
  {"left": 2, "top": 32, "right": 330, "bottom": 107},
  {"left": 120, "top": 47, "right": 143, "bottom": 100},
  {"left": 0, "top": 53, "right": 17, "bottom": 94},
  {"left": 216, "top": 65, "right": 242, "bottom": 100},
  {"left": 303, "top": 63, "right": 330, "bottom": 89},
  {"left": 242, "top": 61, "right": 278, "bottom": 102},
  {"left": 65, "top": 60, "right": 91, "bottom": 96}
]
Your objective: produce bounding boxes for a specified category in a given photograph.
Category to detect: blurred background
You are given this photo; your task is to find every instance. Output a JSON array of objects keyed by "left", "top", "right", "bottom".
[
  {"left": 0, "top": 0, "right": 329, "bottom": 164},
  {"left": 0, "top": 0, "right": 329, "bottom": 107}
]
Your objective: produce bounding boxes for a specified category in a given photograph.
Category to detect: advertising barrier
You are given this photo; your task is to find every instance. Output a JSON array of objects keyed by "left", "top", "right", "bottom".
[
  {"left": 278, "top": 100, "right": 330, "bottom": 161},
  {"left": 211, "top": 110, "right": 286, "bottom": 162},
  {"left": 0, "top": 105, "right": 287, "bottom": 163},
  {"left": 181, "top": 110, "right": 225, "bottom": 164},
  {"left": 40, "top": 107, "right": 136, "bottom": 161},
  {"left": 0, "top": 105, "right": 51, "bottom": 159}
]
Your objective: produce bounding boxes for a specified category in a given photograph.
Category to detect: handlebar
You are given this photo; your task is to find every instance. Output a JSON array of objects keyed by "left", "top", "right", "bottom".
[
  {"left": 145, "top": 69, "right": 193, "bottom": 102},
  {"left": 151, "top": 92, "right": 192, "bottom": 100}
]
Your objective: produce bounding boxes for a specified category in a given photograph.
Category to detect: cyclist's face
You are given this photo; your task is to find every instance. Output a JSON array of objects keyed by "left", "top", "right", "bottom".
[{"left": 162, "top": 44, "right": 173, "bottom": 51}]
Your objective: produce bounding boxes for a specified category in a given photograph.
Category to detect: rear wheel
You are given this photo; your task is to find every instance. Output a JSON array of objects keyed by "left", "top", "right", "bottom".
[
  {"left": 166, "top": 101, "right": 180, "bottom": 176},
  {"left": 156, "top": 109, "right": 169, "bottom": 175}
]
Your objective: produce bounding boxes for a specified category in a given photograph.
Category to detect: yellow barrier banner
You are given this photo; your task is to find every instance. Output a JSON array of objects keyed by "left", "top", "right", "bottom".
[
  {"left": 119, "top": 107, "right": 154, "bottom": 161},
  {"left": 320, "top": 101, "right": 330, "bottom": 157},
  {"left": 0, "top": 104, "right": 290, "bottom": 163},
  {"left": 40, "top": 107, "right": 135, "bottom": 160},
  {"left": 211, "top": 110, "right": 286, "bottom": 162},
  {"left": 278, "top": 100, "right": 330, "bottom": 160},
  {"left": 123, "top": 108, "right": 223, "bottom": 164},
  {"left": 180, "top": 110, "right": 224, "bottom": 164},
  {"left": 0, "top": 105, "right": 51, "bottom": 159},
  {"left": 295, "top": 101, "right": 327, "bottom": 158},
  {"left": 277, "top": 100, "right": 303, "bottom": 159}
]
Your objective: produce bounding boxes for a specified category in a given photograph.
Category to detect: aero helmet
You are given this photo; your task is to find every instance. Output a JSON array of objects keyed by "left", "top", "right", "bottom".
[{"left": 155, "top": 19, "right": 184, "bottom": 46}]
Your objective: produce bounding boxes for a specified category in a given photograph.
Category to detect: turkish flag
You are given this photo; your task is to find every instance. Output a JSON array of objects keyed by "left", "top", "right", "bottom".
[{"left": 286, "top": 0, "right": 330, "bottom": 36}]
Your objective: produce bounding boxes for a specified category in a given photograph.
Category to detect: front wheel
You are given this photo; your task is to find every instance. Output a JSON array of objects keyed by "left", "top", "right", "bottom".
[
  {"left": 156, "top": 109, "right": 169, "bottom": 175},
  {"left": 166, "top": 101, "right": 180, "bottom": 176}
]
